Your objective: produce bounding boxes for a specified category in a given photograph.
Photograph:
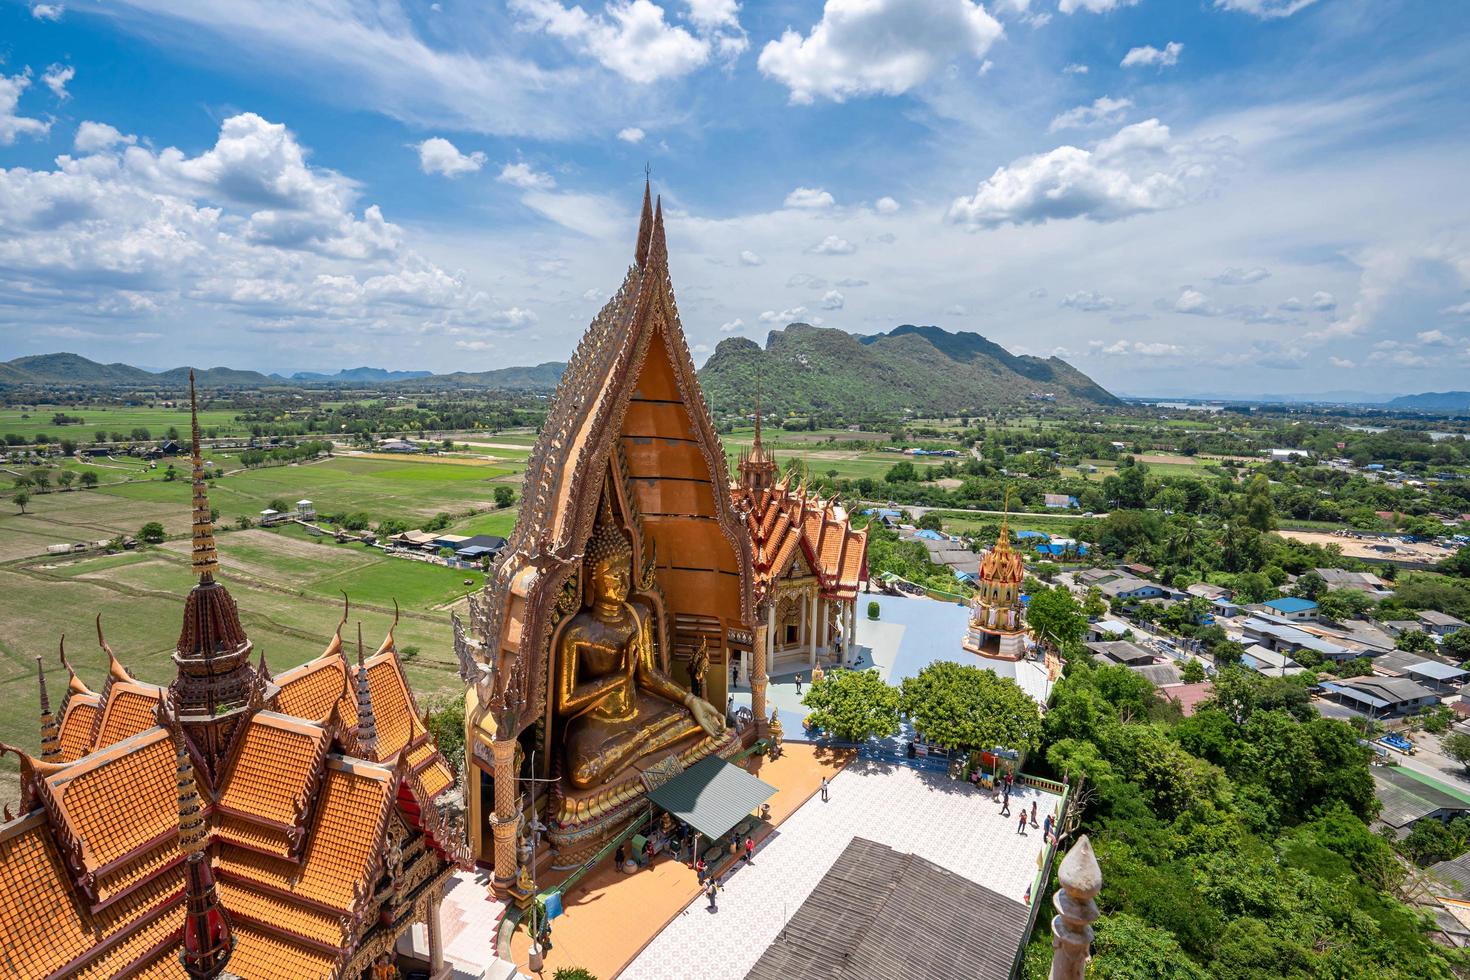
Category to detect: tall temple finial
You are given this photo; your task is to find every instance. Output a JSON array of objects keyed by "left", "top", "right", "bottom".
[
  {"left": 1049, "top": 834, "right": 1102, "bottom": 980},
  {"left": 189, "top": 371, "right": 220, "bottom": 582},
  {"left": 753, "top": 363, "right": 763, "bottom": 452},
  {"left": 168, "top": 706, "right": 235, "bottom": 979},
  {"left": 648, "top": 193, "right": 668, "bottom": 270},
  {"left": 37, "top": 654, "right": 60, "bottom": 762},
  {"left": 355, "top": 624, "right": 377, "bottom": 756},
  {"left": 635, "top": 174, "right": 654, "bottom": 269}
]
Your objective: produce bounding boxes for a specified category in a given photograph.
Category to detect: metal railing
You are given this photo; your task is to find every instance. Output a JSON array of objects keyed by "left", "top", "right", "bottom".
[{"left": 1008, "top": 777, "right": 1078, "bottom": 980}]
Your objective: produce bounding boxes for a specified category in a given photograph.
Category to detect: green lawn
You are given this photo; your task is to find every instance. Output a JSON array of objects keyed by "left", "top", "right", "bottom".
[{"left": 0, "top": 405, "right": 246, "bottom": 441}]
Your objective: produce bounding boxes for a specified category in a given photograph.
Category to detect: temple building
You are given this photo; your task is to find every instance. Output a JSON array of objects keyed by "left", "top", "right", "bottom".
[
  {"left": 456, "top": 182, "right": 868, "bottom": 880},
  {"left": 0, "top": 376, "right": 467, "bottom": 980},
  {"left": 729, "top": 413, "right": 868, "bottom": 682},
  {"left": 962, "top": 518, "right": 1031, "bottom": 660}
]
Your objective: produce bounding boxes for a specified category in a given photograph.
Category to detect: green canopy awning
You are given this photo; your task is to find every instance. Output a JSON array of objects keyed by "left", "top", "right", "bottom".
[{"left": 646, "top": 756, "right": 778, "bottom": 841}]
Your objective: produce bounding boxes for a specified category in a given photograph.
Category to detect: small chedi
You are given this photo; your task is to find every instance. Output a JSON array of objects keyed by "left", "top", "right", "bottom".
[
  {"left": 0, "top": 376, "right": 467, "bottom": 980},
  {"left": 962, "top": 516, "right": 1031, "bottom": 661},
  {"left": 456, "top": 182, "right": 868, "bottom": 884}
]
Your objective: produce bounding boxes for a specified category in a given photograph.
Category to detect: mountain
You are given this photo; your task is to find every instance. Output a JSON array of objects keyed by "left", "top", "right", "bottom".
[
  {"left": 403, "top": 362, "right": 566, "bottom": 391},
  {"left": 3, "top": 353, "right": 156, "bottom": 385},
  {"left": 286, "top": 367, "right": 433, "bottom": 382},
  {"left": 154, "top": 366, "right": 275, "bottom": 386},
  {"left": 1383, "top": 391, "right": 1470, "bottom": 413},
  {"left": 698, "top": 323, "right": 1119, "bottom": 416}
]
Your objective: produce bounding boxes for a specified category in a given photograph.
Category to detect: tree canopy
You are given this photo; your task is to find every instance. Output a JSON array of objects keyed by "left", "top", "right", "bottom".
[
  {"left": 1027, "top": 585, "right": 1087, "bottom": 649},
  {"left": 800, "top": 668, "right": 900, "bottom": 744},
  {"left": 899, "top": 661, "right": 1041, "bottom": 754}
]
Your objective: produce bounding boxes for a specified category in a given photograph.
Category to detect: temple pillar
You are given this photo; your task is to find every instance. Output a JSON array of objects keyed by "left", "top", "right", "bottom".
[
  {"left": 808, "top": 588, "right": 819, "bottom": 668},
  {"left": 465, "top": 759, "right": 484, "bottom": 863},
  {"left": 490, "top": 738, "right": 519, "bottom": 897},
  {"left": 1050, "top": 835, "right": 1102, "bottom": 980},
  {"left": 427, "top": 885, "right": 451, "bottom": 980},
  {"left": 752, "top": 619, "right": 769, "bottom": 735},
  {"left": 798, "top": 589, "right": 807, "bottom": 654}
]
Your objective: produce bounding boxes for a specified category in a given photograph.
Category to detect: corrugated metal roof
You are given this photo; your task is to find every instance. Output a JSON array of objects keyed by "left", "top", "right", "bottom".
[
  {"left": 744, "top": 837, "right": 1028, "bottom": 980},
  {"left": 1373, "top": 767, "right": 1470, "bottom": 829},
  {"left": 646, "top": 756, "right": 777, "bottom": 842},
  {"left": 1407, "top": 660, "right": 1468, "bottom": 682}
]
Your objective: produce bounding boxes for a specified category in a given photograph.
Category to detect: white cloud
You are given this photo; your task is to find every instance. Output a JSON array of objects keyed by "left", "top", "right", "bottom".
[
  {"left": 685, "top": 0, "right": 741, "bottom": 30},
  {"left": 1028, "top": 287, "right": 1049, "bottom": 299},
  {"left": 719, "top": 317, "right": 745, "bottom": 332},
  {"left": 1367, "top": 342, "right": 1428, "bottom": 368},
  {"left": 617, "top": 126, "right": 645, "bottom": 143},
  {"left": 875, "top": 196, "right": 900, "bottom": 214},
  {"left": 759, "top": 306, "right": 808, "bottom": 324},
  {"left": 787, "top": 272, "right": 828, "bottom": 289},
  {"left": 757, "top": 0, "right": 1001, "bottom": 104},
  {"left": 1417, "top": 329, "right": 1453, "bottom": 346},
  {"left": 489, "top": 306, "right": 539, "bottom": 328},
  {"left": 1048, "top": 96, "right": 1132, "bottom": 133},
  {"left": 1210, "top": 266, "right": 1270, "bottom": 286},
  {"left": 42, "top": 64, "right": 74, "bottom": 100},
  {"left": 1174, "top": 286, "right": 1219, "bottom": 315},
  {"left": 739, "top": 249, "right": 764, "bottom": 266},
  {"left": 978, "top": 59, "right": 994, "bottom": 76},
  {"left": 1214, "top": 0, "right": 1319, "bottom": 19},
  {"left": 1121, "top": 42, "right": 1183, "bottom": 69},
  {"left": 31, "top": 3, "right": 63, "bottom": 20},
  {"left": 75, "top": 121, "right": 136, "bottom": 153},
  {"left": 416, "top": 137, "right": 487, "bottom": 177},
  {"left": 836, "top": 277, "right": 868, "bottom": 287},
  {"left": 1059, "top": 0, "right": 1138, "bottom": 12},
  {"left": 1062, "top": 63, "right": 1088, "bottom": 74},
  {"left": 1310, "top": 290, "right": 1336, "bottom": 311},
  {"left": 1328, "top": 356, "right": 1354, "bottom": 369},
  {"left": 810, "top": 235, "right": 856, "bottom": 255},
  {"left": 785, "top": 186, "right": 835, "bottom": 209},
  {"left": 1095, "top": 339, "right": 1183, "bottom": 357},
  {"left": 1060, "top": 290, "right": 1116, "bottom": 312},
  {"left": 948, "top": 119, "right": 1232, "bottom": 228},
  {"left": 497, "top": 161, "right": 556, "bottom": 190},
  {"left": 820, "top": 289, "right": 845, "bottom": 309},
  {"left": 1442, "top": 301, "right": 1470, "bottom": 317},
  {"left": 0, "top": 71, "right": 50, "bottom": 145},
  {"left": 511, "top": 0, "right": 711, "bottom": 84}
]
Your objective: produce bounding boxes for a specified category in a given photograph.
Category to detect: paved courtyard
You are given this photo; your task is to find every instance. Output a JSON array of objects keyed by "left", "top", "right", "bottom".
[{"left": 620, "top": 759, "right": 1060, "bottom": 980}]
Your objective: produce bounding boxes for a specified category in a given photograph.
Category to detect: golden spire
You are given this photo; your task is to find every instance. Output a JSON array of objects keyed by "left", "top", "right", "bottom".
[
  {"left": 648, "top": 193, "right": 668, "bottom": 269},
  {"left": 635, "top": 171, "right": 653, "bottom": 269},
  {"left": 37, "top": 654, "right": 60, "bottom": 762},
  {"left": 189, "top": 371, "right": 219, "bottom": 582},
  {"left": 355, "top": 624, "right": 377, "bottom": 757},
  {"left": 172, "top": 715, "right": 208, "bottom": 855}
]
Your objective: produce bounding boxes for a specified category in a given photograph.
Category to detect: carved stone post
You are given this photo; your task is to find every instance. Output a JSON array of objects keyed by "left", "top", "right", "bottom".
[
  {"left": 751, "top": 618, "right": 769, "bottom": 736},
  {"left": 808, "top": 588, "right": 818, "bottom": 668},
  {"left": 490, "top": 737, "right": 519, "bottom": 897},
  {"left": 1050, "top": 834, "right": 1102, "bottom": 980},
  {"left": 427, "top": 884, "right": 451, "bottom": 980}
]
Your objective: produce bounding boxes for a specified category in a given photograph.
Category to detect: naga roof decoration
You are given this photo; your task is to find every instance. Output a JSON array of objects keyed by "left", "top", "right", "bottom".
[
  {"left": 0, "top": 379, "right": 465, "bottom": 979},
  {"left": 461, "top": 180, "right": 755, "bottom": 738}
]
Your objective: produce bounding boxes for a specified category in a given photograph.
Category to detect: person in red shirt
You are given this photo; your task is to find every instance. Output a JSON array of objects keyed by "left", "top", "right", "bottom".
[{"left": 744, "top": 836, "right": 755, "bottom": 865}]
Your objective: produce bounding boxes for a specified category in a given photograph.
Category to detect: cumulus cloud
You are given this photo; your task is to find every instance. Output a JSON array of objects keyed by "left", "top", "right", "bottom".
[
  {"left": 1174, "top": 287, "right": 1220, "bottom": 316},
  {"left": 1417, "top": 329, "right": 1453, "bottom": 346},
  {"left": 497, "top": 161, "right": 556, "bottom": 190},
  {"left": 810, "top": 235, "right": 856, "bottom": 255},
  {"left": 1121, "top": 42, "right": 1183, "bottom": 69},
  {"left": 1442, "top": 301, "right": 1470, "bottom": 317},
  {"left": 1368, "top": 341, "right": 1428, "bottom": 368},
  {"left": 617, "top": 126, "right": 645, "bottom": 143},
  {"left": 820, "top": 289, "right": 845, "bottom": 309},
  {"left": 1214, "top": 0, "right": 1320, "bottom": 18},
  {"left": 1328, "top": 356, "right": 1354, "bottom": 369},
  {"left": 42, "top": 64, "right": 74, "bottom": 100},
  {"left": 1060, "top": 290, "right": 1116, "bottom": 312},
  {"left": 758, "top": 0, "right": 1001, "bottom": 104},
  {"left": 417, "top": 137, "right": 487, "bottom": 177},
  {"left": 785, "top": 186, "right": 835, "bottom": 209},
  {"left": 1048, "top": 96, "right": 1131, "bottom": 133},
  {"left": 511, "top": 0, "right": 712, "bottom": 83},
  {"left": 719, "top": 317, "right": 745, "bottom": 332},
  {"left": 1210, "top": 266, "right": 1270, "bottom": 286},
  {"left": 489, "top": 306, "right": 538, "bottom": 328},
  {"left": 947, "top": 119, "right": 1232, "bottom": 229},
  {"left": 1093, "top": 339, "right": 1183, "bottom": 357},
  {"left": 75, "top": 121, "right": 136, "bottom": 153},
  {"left": 1060, "top": 0, "right": 1138, "bottom": 12},
  {"left": 31, "top": 3, "right": 63, "bottom": 19},
  {"left": 1310, "top": 290, "right": 1336, "bottom": 311},
  {"left": 759, "top": 306, "right": 808, "bottom": 324},
  {"left": 0, "top": 71, "right": 50, "bottom": 145},
  {"left": 875, "top": 196, "right": 900, "bottom": 214},
  {"left": 1062, "top": 63, "right": 1089, "bottom": 74},
  {"left": 739, "top": 249, "right": 764, "bottom": 266}
]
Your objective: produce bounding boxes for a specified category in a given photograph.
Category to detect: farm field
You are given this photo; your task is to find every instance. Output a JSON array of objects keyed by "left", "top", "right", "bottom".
[{"left": 0, "top": 405, "right": 247, "bottom": 441}]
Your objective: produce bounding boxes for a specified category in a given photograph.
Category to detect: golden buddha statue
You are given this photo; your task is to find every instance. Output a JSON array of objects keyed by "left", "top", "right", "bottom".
[{"left": 556, "top": 507, "right": 725, "bottom": 789}]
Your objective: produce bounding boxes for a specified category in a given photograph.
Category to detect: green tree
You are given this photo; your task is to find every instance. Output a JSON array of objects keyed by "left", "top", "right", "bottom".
[
  {"left": 12, "top": 489, "right": 30, "bottom": 514},
  {"left": 1396, "top": 628, "right": 1436, "bottom": 653},
  {"left": 916, "top": 512, "right": 943, "bottom": 532},
  {"left": 1083, "top": 586, "right": 1108, "bottom": 620},
  {"left": 899, "top": 661, "right": 1041, "bottom": 754},
  {"left": 139, "top": 521, "right": 166, "bottom": 543},
  {"left": 1317, "top": 588, "right": 1371, "bottom": 621},
  {"left": 79, "top": 471, "right": 99, "bottom": 488},
  {"left": 57, "top": 470, "right": 76, "bottom": 489},
  {"left": 422, "top": 692, "right": 465, "bottom": 775},
  {"left": 1181, "top": 659, "right": 1207, "bottom": 684},
  {"left": 268, "top": 497, "right": 290, "bottom": 513},
  {"left": 1441, "top": 627, "right": 1470, "bottom": 662},
  {"left": 1242, "top": 473, "right": 1276, "bottom": 531},
  {"left": 1444, "top": 731, "right": 1470, "bottom": 772},
  {"left": 1027, "top": 585, "right": 1086, "bottom": 649},
  {"left": 1089, "top": 913, "right": 1210, "bottom": 980},
  {"left": 884, "top": 460, "right": 919, "bottom": 484},
  {"left": 552, "top": 968, "right": 597, "bottom": 980},
  {"left": 1440, "top": 546, "right": 1470, "bottom": 578},
  {"left": 494, "top": 485, "right": 516, "bottom": 508},
  {"left": 800, "top": 668, "right": 900, "bottom": 743},
  {"left": 1291, "top": 570, "right": 1326, "bottom": 599}
]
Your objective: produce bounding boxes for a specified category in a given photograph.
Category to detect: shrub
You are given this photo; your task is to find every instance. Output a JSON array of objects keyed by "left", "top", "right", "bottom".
[{"left": 867, "top": 600, "right": 880, "bottom": 620}]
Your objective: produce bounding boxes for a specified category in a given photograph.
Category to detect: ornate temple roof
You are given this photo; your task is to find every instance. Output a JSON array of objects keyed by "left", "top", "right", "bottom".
[
  {"left": 732, "top": 470, "right": 869, "bottom": 602},
  {"left": 0, "top": 378, "right": 465, "bottom": 979},
  {"left": 979, "top": 522, "right": 1025, "bottom": 586}
]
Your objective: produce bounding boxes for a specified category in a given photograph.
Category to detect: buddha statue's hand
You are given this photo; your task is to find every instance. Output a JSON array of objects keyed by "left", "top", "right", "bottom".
[{"left": 683, "top": 693, "right": 725, "bottom": 738}]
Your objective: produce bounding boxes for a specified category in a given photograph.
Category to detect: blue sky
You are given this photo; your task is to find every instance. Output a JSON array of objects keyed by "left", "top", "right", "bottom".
[{"left": 1, "top": 0, "right": 1468, "bottom": 397}]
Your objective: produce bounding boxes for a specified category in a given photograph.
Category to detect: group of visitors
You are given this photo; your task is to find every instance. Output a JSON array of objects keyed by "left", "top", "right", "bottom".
[{"left": 995, "top": 770, "right": 1055, "bottom": 842}]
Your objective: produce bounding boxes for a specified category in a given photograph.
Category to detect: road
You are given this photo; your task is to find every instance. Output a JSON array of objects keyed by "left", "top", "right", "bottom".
[{"left": 858, "top": 500, "right": 1103, "bottom": 521}]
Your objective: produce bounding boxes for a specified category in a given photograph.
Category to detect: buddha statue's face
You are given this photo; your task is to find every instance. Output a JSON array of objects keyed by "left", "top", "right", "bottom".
[{"left": 591, "top": 552, "right": 631, "bottom": 606}]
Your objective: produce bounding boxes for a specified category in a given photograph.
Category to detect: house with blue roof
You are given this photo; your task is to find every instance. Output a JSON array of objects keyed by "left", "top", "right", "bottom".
[{"left": 1255, "top": 596, "right": 1319, "bottom": 622}]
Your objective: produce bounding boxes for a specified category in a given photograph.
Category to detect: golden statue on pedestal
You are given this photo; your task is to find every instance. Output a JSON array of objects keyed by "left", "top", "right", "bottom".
[{"left": 556, "top": 503, "right": 725, "bottom": 789}]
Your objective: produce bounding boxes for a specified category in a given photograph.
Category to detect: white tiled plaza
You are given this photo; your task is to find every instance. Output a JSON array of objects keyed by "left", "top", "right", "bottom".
[{"left": 620, "top": 759, "right": 1060, "bottom": 980}]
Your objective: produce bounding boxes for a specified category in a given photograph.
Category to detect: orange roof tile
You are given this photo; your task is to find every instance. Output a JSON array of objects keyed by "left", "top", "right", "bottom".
[
  {"left": 93, "top": 682, "right": 164, "bottom": 750},
  {"left": 275, "top": 654, "right": 353, "bottom": 726},
  {"left": 219, "top": 714, "right": 325, "bottom": 825},
  {"left": 93, "top": 860, "right": 181, "bottom": 936},
  {"left": 74, "top": 904, "right": 183, "bottom": 979},
  {"left": 417, "top": 757, "right": 455, "bottom": 799},
  {"left": 0, "top": 819, "right": 93, "bottom": 978},
  {"left": 216, "top": 815, "right": 296, "bottom": 860},
  {"left": 230, "top": 922, "right": 338, "bottom": 980},
  {"left": 364, "top": 656, "right": 422, "bottom": 760},
  {"left": 94, "top": 841, "right": 179, "bottom": 907},
  {"left": 49, "top": 727, "right": 176, "bottom": 870},
  {"left": 58, "top": 695, "right": 100, "bottom": 762},
  {"left": 217, "top": 879, "right": 341, "bottom": 947}
]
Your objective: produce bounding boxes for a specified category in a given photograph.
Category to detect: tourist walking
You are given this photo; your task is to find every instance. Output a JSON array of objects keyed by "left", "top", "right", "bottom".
[
  {"left": 1017, "top": 812, "right": 1028, "bottom": 835},
  {"left": 1030, "top": 800, "right": 1039, "bottom": 828},
  {"left": 820, "top": 776, "right": 829, "bottom": 802},
  {"left": 744, "top": 836, "right": 755, "bottom": 865},
  {"left": 696, "top": 858, "right": 707, "bottom": 886},
  {"left": 795, "top": 673, "right": 803, "bottom": 694},
  {"left": 706, "top": 881, "right": 719, "bottom": 911},
  {"left": 615, "top": 843, "right": 627, "bottom": 871},
  {"left": 1043, "top": 813, "right": 1054, "bottom": 843},
  {"left": 1000, "top": 793, "right": 1011, "bottom": 818}
]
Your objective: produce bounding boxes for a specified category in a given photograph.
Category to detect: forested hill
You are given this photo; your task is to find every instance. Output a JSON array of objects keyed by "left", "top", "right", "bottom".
[
  {"left": 698, "top": 322, "right": 1118, "bottom": 417},
  {"left": 1385, "top": 391, "right": 1470, "bottom": 413}
]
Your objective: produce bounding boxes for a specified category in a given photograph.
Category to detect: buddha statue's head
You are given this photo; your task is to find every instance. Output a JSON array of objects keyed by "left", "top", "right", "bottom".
[{"left": 586, "top": 509, "right": 633, "bottom": 607}]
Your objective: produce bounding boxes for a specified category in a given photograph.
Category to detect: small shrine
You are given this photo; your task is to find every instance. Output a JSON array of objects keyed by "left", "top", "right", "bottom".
[{"left": 962, "top": 514, "right": 1031, "bottom": 661}]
